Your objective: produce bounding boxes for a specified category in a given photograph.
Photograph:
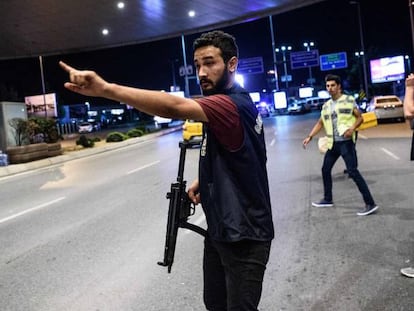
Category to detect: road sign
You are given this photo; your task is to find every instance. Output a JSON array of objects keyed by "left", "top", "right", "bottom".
[
  {"left": 237, "top": 57, "right": 264, "bottom": 75},
  {"left": 281, "top": 75, "right": 292, "bottom": 82},
  {"left": 179, "top": 65, "right": 193, "bottom": 76},
  {"left": 290, "top": 50, "right": 319, "bottom": 69},
  {"left": 320, "top": 52, "right": 348, "bottom": 71}
]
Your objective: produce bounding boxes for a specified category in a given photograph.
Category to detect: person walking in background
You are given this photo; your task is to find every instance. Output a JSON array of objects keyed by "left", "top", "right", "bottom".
[
  {"left": 302, "top": 74, "right": 378, "bottom": 216},
  {"left": 400, "top": 73, "right": 414, "bottom": 278},
  {"left": 404, "top": 73, "right": 414, "bottom": 117},
  {"left": 60, "top": 30, "right": 274, "bottom": 310}
]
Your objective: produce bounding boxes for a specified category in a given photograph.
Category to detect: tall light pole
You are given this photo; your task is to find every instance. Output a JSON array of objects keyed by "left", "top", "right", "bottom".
[
  {"left": 355, "top": 51, "right": 364, "bottom": 91},
  {"left": 275, "top": 45, "right": 292, "bottom": 89},
  {"left": 303, "top": 41, "right": 315, "bottom": 87},
  {"left": 409, "top": 0, "right": 414, "bottom": 69},
  {"left": 405, "top": 55, "right": 412, "bottom": 74},
  {"left": 269, "top": 16, "right": 279, "bottom": 91},
  {"left": 350, "top": 1, "right": 369, "bottom": 99}
]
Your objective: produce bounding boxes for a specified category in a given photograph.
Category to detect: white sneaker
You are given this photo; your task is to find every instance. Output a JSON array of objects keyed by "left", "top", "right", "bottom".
[{"left": 401, "top": 267, "right": 414, "bottom": 278}]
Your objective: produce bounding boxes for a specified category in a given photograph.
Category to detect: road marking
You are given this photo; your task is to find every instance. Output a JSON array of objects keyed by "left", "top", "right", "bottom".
[
  {"left": 358, "top": 133, "right": 367, "bottom": 140},
  {"left": 381, "top": 147, "right": 400, "bottom": 160},
  {"left": 0, "top": 197, "right": 66, "bottom": 224},
  {"left": 270, "top": 139, "right": 276, "bottom": 146},
  {"left": 126, "top": 160, "right": 160, "bottom": 175}
]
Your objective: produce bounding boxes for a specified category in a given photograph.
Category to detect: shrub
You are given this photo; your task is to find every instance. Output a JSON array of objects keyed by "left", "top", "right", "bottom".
[
  {"left": 106, "top": 132, "right": 128, "bottom": 142},
  {"left": 76, "top": 135, "right": 95, "bottom": 148},
  {"left": 127, "top": 128, "right": 144, "bottom": 137}
]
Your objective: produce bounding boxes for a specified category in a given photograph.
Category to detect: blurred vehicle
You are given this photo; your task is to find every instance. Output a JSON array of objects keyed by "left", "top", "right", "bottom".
[
  {"left": 182, "top": 119, "right": 203, "bottom": 145},
  {"left": 153, "top": 116, "right": 172, "bottom": 128},
  {"left": 78, "top": 121, "right": 94, "bottom": 133},
  {"left": 287, "top": 98, "right": 311, "bottom": 114},
  {"left": 366, "top": 95, "right": 404, "bottom": 122},
  {"left": 256, "top": 102, "right": 270, "bottom": 118},
  {"left": 306, "top": 97, "right": 326, "bottom": 110},
  {"left": 356, "top": 98, "right": 369, "bottom": 112},
  {"left": 89, "top": 121, "right": 101, "bottom": 131}
]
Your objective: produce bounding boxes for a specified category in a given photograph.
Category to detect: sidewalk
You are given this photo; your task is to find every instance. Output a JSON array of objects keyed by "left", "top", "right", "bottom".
[{"left": 0, "top": 125, "right": 182, "bottom": 178}]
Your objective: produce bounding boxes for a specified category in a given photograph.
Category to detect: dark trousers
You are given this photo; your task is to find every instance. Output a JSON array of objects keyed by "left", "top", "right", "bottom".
[
  {"left": 203, "top": 238, "right": 271, "bottom": 311},
  {"left": 322, "top": 140, "right": 375, "bottom": 205}
]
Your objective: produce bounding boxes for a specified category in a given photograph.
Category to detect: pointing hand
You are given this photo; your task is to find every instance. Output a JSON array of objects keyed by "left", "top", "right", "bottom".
[{"left": 59, "top": 61, "right": 109, "bottom": 97}]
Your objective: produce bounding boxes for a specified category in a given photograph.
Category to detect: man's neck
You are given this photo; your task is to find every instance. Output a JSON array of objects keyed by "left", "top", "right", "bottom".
[{"left": 331, "top": 93, "right": 342, "bottom": 101}]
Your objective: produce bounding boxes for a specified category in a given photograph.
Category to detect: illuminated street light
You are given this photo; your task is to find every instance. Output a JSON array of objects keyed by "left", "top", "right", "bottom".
[
  {"left": 303, "top": 41, "right": 315, "bottom": 87},
  {"left": 275, "top": 45, "right": 292, "bottom": 89},
  {"left": 350, "top": 0, "right": 369, "bottom": 98},
  {"left": 406, "top": 55, "right": 412, "bottom": 73},
  {"left": 354, "top": 51, "right": 364, "bottom": 91}
]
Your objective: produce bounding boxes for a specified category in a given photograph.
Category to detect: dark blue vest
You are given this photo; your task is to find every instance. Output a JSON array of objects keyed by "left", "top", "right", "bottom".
[{"left": 199, "top": 85, "right": 274, "bottom": 242}]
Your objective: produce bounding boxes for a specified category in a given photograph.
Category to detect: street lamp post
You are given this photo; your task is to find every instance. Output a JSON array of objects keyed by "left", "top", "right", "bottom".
[
  {"left": 350, "top": 0, "right": 369, "bottom": 99},
  {"left": 409, "top": 0, "right": 414, "bottom": 59},
  {"left": 355, "top": 51, "right": 364, "bottom": 91},
  {"left": 303, "top": 41, "right": 314, "bottom": 87},
  {"left": 406, "top": 55, "right": 412, "bottom": 73},
  {"left": 275, "top": 45, "right": 292, "bottom": 89}
]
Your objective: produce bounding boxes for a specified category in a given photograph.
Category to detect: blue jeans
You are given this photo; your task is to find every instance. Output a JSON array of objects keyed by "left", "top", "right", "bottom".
[
  {"left": 203, "top": 238, "right": 271, "bottom": 311},
  {"left": 322, "top": 140, "right": 375, "bottom": 206}
]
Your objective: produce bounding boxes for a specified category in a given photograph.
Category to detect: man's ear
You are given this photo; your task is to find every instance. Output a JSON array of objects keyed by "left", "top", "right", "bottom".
[{"left": 228, "top": 56, "right": 238, "bottom": 73}]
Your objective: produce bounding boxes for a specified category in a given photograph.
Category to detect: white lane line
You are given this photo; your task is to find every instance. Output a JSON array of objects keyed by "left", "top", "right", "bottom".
[
  {"left": 270, "top": 139, "right": 276, "bottom": 146},
  {"left": 0, "top": 197, "right": 66, "bottom": 224},
  {"left": 357, "top": 133, "right": 367, "bottom": 139},
  {"left": 126, "top": 160, "right": 160, "bottom": 175},
  {"left": 381, "top": 147, "right": 400, "bottom": 160}
]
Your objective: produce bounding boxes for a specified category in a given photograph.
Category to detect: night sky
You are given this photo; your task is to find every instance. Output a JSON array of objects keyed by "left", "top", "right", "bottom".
[{"left": 0, "top": 0, "right": 411, "bottom": 107}]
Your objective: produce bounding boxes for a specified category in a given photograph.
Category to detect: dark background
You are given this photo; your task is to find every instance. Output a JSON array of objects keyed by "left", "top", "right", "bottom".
[{"left": 0, "top": 0, "right": 411, "bottom": 108}]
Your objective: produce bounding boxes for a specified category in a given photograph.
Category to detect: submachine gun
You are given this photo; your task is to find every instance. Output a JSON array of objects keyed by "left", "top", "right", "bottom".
[{"left": 157, "top": 140, "right": 206, "bottom": 273}]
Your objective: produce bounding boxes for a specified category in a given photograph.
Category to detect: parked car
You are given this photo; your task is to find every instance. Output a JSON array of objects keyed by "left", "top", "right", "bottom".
[
  {"left": 78, "top": 121, "right": 94, "bottom": 133},
  {"left": 366, "top": 95, "right": 404, "bottom": 122},
  {"left": 256, "top": 102, "right": 270, "bottom": 118},
  {"left": 306, "top": 97, "right": 326, "bottom": 110},
  {"left": 153, "top": 116, "right": 172, "bottom": 128},
  {"left": 182, "top": 119, "right": 203, "bottom": 145},
  {"left": 287, "top": 98, "right": 311, "bottom": 114}
]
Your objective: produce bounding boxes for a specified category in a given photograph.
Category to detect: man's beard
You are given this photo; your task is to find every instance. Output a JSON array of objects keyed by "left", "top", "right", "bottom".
[{"left": 200, "top": 68, "right": 230, "bottom": 96}]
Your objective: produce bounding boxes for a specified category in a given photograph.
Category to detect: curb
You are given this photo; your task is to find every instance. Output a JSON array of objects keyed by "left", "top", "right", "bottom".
[{"left": 0, "top": 125, "right": 182, "bottom": 178}]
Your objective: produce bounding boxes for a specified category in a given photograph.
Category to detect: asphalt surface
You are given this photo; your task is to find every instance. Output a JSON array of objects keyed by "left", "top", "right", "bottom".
[
  {"left": 1, "top": 114, "right": 414, "bottom": 311},
  {"left": 0, "top": 125, "right": 183, "bottom": 178}
]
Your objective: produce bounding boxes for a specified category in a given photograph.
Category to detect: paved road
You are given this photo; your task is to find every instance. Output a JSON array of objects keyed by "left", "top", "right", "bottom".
[{"left": 0, "top": 112, "right": 413, "bottom": 310}]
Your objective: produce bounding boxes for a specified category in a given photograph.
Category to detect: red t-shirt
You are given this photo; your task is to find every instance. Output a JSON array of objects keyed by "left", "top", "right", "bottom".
[{"left": 195, "top": 95, "right": 243, "bottom": 151}]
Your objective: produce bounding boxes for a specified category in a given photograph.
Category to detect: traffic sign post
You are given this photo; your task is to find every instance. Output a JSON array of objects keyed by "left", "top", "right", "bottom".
[
  {"left": 290, "top": 50, "right": 319, "bottom": 70},
  {"left": 319, "top": 52, "right": 348, "bottom": 71},
  {"left": 237, "top": 57, "right": 264, "bottom": 75}
]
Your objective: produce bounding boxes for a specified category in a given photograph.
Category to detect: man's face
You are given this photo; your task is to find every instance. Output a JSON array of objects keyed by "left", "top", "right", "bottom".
[
  {"left": 194, "top": 45, "right": 230, "bottom": 96},
  {"left": 326, "top": 80, "right": 341, "bottom": 97}
]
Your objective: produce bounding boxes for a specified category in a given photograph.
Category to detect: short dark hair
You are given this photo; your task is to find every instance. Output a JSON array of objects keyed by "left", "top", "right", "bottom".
[
  {"left": 193, "top": 30, "right": 239, "bottom": 64},
  {"left": 325, "top": 74, "right": 342, "bottom": 86}
]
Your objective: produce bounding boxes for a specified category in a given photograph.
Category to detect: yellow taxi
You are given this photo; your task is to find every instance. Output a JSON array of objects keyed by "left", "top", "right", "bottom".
[{"left": 182, "top": 119, "right": 203, "bottom": 145}]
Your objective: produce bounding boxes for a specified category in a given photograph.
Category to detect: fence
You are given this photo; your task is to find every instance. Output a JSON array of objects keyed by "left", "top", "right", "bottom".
[{"left": 56, "top": 123, "right": 78, "bottom": 136}]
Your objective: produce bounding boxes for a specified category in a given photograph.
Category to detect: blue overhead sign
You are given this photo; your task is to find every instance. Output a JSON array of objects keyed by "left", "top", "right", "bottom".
[
  {"left": 238, "top": 57, "right": 264, "bottom": 74},
  {"left": 320, "top": 52, "right": 348, "bottom": 71},
  {"left": 290, "top": 50, "right": 319, "bottom": 69}
]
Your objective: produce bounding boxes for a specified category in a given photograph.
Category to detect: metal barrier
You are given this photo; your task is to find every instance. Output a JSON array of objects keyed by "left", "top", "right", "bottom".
[{"left": 57, "top": 123, "right": 78, "bottom": 136}]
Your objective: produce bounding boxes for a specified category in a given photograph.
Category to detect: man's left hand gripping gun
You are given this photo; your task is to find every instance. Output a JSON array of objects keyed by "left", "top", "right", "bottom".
[{"left": 157, "top": 141, "right": 206, "bottom": 273}]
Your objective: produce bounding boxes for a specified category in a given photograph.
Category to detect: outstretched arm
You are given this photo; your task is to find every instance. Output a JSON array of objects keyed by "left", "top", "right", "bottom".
[
  {"left": 59, "top": 61, "right": 208, "bottom": 122},
  {"left": 404, "top": 73, "right": 414, "bottom": 118}
]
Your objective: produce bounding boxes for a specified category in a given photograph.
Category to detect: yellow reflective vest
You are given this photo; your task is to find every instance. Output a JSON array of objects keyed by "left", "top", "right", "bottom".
[{"left": 321, "top": 94, "right": 356, "bottom": 149}]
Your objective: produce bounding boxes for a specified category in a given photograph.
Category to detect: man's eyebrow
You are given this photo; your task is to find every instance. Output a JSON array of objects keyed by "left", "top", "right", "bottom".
[{"left": 195, "top": 55, "right": 214, "bottom": 62}]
